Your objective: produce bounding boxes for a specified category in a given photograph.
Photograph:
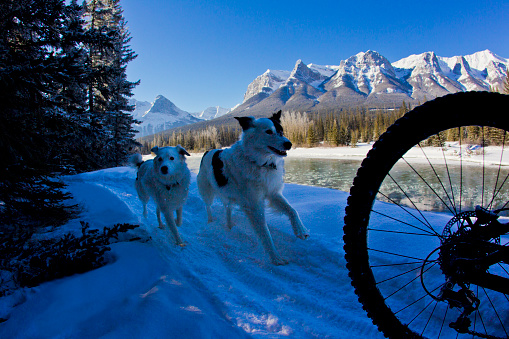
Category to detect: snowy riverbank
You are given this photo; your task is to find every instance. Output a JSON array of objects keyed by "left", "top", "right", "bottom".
[
  {"left": 286, "top": 142, "right": 509, "bottom": 166},
  {"left": 183, "top": 142, "right": 509, "bottom": 174}
]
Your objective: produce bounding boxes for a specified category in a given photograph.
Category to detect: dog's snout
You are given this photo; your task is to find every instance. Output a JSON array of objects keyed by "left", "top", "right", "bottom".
[
  {"left": 160, "top": 166, "right": 168, "bottom": 175},
  {"left": 283, "top": 141, "right": 292, "bottom": 150}
]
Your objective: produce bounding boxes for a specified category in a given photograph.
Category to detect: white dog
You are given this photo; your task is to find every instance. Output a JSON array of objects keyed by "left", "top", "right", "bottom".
[
  {"left": 197, "top": 111, "right": 309, "bottom": 265},
  {"left": 131, "top": 145, "right": 191, "bottom": 246}
]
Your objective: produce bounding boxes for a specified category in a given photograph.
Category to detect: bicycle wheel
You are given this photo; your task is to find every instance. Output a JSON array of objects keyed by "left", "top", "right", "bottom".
[{"left": 343, "top": 91, "right": 509, "bottom": 338}]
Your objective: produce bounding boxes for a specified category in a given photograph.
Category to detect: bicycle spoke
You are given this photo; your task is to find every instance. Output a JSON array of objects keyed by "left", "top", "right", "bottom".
[
  {"left": 382, "top": 261, "right": 438, "bottom": 301},
  {"left": 415, "top": 139, "right": 457, "bottom": 215},
  {"left": 387, "top": 173, "right": 437, "bottom": 230},
  {"left": 497, "top": 262, "right": 509, "bottom": 277},
  {"left": 438, "top": 304, "right": 449, "bottom": 338},
  {"left": 377, "top": 190, "right": 440, "bottom": 236},
  {"left": 393, "top": 283, "right": 443, "bottom": 315},
  {"left": 475, "top": 306, "right": 489, "bottom": 337},
  {"left": 370, "top": 260, "right": 433, "bottom": 268},
  {"left": 407, "top": 297, "right": 435, "bottom": 326},
  {"left": 375, "top": 261, "right": 428, "bottom": 285},
  {"left": 488, "top": 131, "right": 507, "bottom": 210},
  {"left": 368, "top": 247, "right": 427, "bottom": 262},
  {"left": 367, "top": 227, "right": 436, "bottom": 237},
  {"left": 370, "top": 210, "right": 437, "bottom": 236},
  {"left": 438, "top": 131, "right": 458, "bottom": 215},
  {"left": 420, "top": 300, "right": 439, "bottom": 336},
  {"left": 482, "top": 127, "right": 486, "bottom": 207},
  {"left": 482, "top": 287, "right": 508, "bottom": 337},
  {"left": 401, "top": 156, "right": 456, "bottom": 216},
  {"left": 455, "top": 128, "right": 461, "bottom": 215},
  {"left": 488, "top": 171, "right": 509, "bottom": 210}
]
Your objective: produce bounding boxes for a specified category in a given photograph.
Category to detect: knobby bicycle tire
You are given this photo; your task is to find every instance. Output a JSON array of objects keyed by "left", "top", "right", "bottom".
[{"left": 343, "top": 91, "right": 509, "bottom": 338}]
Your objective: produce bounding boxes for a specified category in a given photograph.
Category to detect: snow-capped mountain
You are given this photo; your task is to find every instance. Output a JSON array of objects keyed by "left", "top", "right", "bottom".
[
  {"left": 129, "top": 95, "right": 202, "bottom": 137},
  {"left": 243, "top": 69, "right": 291, "bottom": 103},
  {"left": 232, "top": 49, "right": 508, "bottom": 115},
  {"left": 191, "top": 106, "right": 231, "bottom": 120}
]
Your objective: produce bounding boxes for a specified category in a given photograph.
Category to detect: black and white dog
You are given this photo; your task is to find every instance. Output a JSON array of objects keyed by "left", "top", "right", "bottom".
[
  {"left": 197, "top": 111, "right": 309, "bottom": 265},
  {"left": 131, "top": 145, "right": 191, "bottom": 246}
]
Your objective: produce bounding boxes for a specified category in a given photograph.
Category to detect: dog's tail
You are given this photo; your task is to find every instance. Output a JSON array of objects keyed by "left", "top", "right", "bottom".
[{"left": 129, "top": 153, "right": 144, "bottom": 168}]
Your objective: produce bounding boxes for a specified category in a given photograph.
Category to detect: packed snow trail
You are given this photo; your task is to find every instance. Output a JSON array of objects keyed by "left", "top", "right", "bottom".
[{"left": 0, "top": 166, "right": 383, "bottom": 338}]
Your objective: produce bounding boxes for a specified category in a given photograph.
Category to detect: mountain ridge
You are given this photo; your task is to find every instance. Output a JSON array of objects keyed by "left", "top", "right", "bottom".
[
  {"left": 134, "top": 49, "right": 507, "bottom": 139},
  {"left": 230, "top": 49, "right": 507, "bottom": 117}
]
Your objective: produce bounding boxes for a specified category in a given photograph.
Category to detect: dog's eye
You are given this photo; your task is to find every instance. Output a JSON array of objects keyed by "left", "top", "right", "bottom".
[
  {"left": 266, "top": 130, "right": 273, "bottom": 135},
  {"left": 157, "top": 157, "right": 163, "bottom": 162},
  {"left": 170, "top": 157, "right": 174, "bottom": 161}
]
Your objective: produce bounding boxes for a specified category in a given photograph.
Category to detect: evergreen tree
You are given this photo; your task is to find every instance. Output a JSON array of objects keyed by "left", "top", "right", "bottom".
[
  {"left": 330, "top": 120, "right": 340, "bottom": 146},
  {"left": 350, "top": 130, "right": 359, "bottom": 147},
  {"left": 83, "top": 0, "right": 140, "bottom": 167},
  {"left": 0, "top": 0, "right": 86, "bottom": 229},
  {"left": 307, "top": 125, "right": 318, "bottom": 146}
]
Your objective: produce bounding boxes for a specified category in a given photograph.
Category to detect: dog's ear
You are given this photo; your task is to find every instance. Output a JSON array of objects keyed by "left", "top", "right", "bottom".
[
  {"left": 270, "top": 110, "right": 282, "bottom": 123},
  {"left": 234, "top": 116, "right": 255, "bottom": 131},
  {"left": 177, "top": 145, "right": 190, "bottom": 157},
  {"left": 269, "top": 110, "right": 284, "bottom": 134},
  {"left": 151, "top": 146, "right": 159, "bottom": 155}
]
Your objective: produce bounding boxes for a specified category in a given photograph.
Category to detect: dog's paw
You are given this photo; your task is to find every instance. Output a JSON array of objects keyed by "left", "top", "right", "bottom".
[
  {"left": 271, "top": 257, "right": 289, "bottom": 266},
  {"left": 295, "top": 228, "right": 310, "bottom": 240},
  {"left": 296, "top": 232, "right": 309, "bottom": 240}
]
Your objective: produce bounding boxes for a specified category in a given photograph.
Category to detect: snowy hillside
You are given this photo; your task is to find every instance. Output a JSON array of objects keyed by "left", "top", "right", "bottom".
[
  {"left": 233, "top": 49, "right": 508, "bottom": 115},
  {"left": 129, "top": 95, "right": 202, "bottom": 137}
]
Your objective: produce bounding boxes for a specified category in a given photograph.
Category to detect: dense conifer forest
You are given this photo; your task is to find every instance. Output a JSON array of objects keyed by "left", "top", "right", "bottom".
[{"left": 0, "top": 0, "right": 139, "bottom": 295}]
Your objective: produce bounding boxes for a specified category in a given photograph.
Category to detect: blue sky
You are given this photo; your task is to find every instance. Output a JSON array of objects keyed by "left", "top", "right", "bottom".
[{"left": 121, "top": 0, "right": 509, "bottom": 113}]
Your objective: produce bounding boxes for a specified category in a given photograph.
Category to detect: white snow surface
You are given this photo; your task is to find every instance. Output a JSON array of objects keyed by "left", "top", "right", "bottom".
[
  {"left": 2, "top": 143, "right": 507, "bottom": 338},
  {"left": 0, "top": 157, "right": 384, "bottom": 339}
]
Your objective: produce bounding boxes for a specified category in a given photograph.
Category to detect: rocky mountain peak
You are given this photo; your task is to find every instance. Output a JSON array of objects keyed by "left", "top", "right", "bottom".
[
  {"left": 287, "top": 59, "right": 329, "bottom": 87},
  {"left": 233, "top": 49, "right": 508, "bottom": 115},
  {"left": 243, "top": 69, "right": 290, "bottom": 103},
  {"left": 148, "top": 95, "right": 181, "bottom": 116},
  {"left": 128, "top": 95, "right": 201, "bottom": 137}
]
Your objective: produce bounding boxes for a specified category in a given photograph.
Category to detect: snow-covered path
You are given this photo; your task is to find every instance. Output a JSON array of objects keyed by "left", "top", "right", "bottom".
[{"left": 1, "top": 165, "right": 384, "bottom": 338}]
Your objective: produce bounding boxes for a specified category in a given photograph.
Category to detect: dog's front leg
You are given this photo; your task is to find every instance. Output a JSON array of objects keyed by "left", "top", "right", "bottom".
[
  {"left": 269, "top": 194, "right": 309, "bottom": 240},
  {"left": 225, "top": 203, "right": 233, "bottom": 229},
  {"left": 156, "top": 206, "right": 164, "bottom": 229},
  {"left": 161, "top": 207, "right": 185, "bottom": 246},
  {"left": 243, "top": 203, "right": 287, "bottom": 265},
  {"left": 205, "top": 205, "right": 214, "bottom": 223},
  {"left": 176, "top": 206, "right": 183, "bottom": 226}
]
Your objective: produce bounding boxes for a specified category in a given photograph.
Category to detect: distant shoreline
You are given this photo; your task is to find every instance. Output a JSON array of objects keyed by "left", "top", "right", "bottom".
[
  {"left": 147, "top": 142, "right": 509, "bottom": 173},
  {"left": 285, "top": 143, "right": 509, "bottom": 167}
]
